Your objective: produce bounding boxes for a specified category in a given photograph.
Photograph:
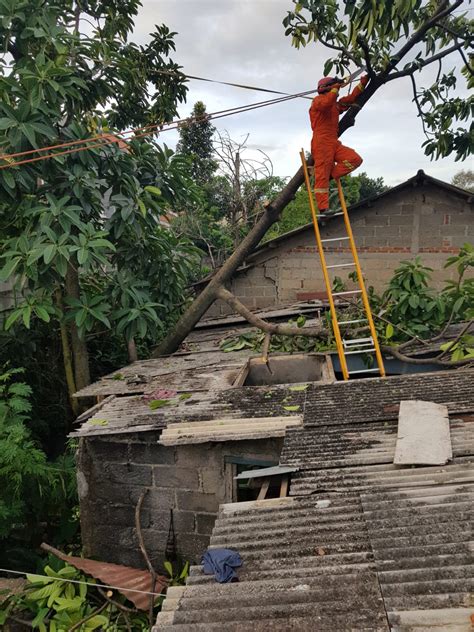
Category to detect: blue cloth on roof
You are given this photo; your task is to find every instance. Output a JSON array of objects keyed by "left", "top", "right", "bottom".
[{"left": 201, "top": 548, "right": 242, "bottom": 583}]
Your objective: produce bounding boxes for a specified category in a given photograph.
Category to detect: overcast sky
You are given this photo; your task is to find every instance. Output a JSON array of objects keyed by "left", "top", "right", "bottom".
[{"left": 133, "top": 0, "right": 472, "bottom": 186}]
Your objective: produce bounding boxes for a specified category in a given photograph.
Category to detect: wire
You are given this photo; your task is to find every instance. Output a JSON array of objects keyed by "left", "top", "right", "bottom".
[
  {"left": 0, "top": 567, "right": 166, "bottom": 598},
  {"left": 154, "top": 68, "right": 314, "bottom": 101},
  {"left": 0, "top": 87, "right": 317, "bottom": 169}
]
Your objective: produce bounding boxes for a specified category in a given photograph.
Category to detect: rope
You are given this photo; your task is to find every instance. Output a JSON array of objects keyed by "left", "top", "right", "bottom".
[
  {"left": 0, "top": 88, "right": 317, "bottom": 170},
  {"left": 0, "top": 567, "right": 167, "bottom": 598}
]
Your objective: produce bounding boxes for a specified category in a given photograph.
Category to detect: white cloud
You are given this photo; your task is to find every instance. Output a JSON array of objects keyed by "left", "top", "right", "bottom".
[{"left": 134, "top": 0, "right": 471, "bottom": 186}]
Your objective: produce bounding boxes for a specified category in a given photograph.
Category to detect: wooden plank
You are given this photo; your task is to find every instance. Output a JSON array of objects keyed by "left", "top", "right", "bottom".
[
  {"left": 394, "top": 400, "right": 452, "bottom": 465},
  {"left": 279, "top": 476, "right": 289, "bottom": 498},
  {"left": 257, "top": 478, "right": 270, "bottom": 500}
]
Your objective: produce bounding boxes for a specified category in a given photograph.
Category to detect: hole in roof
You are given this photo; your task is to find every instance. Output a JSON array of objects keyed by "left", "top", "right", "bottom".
[{"left": 236, "top": 354, "right": 332, "bottom": 387}]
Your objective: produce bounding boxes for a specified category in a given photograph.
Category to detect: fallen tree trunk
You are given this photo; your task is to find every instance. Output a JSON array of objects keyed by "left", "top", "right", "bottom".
[{"left": 153, "top": 80, "right": 383, "bottom": 357}]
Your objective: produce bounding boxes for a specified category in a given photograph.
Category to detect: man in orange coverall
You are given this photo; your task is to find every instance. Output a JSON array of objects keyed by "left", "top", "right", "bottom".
[{"left": 310, "top": 74, "right": 369, "bottom": 216}]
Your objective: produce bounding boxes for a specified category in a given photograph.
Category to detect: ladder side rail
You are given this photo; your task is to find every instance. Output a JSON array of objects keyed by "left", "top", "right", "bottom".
[
  {"left": 300, "top": 150, "right": 350, "bottom": 380},
  {"left": 336, "top": 179, "right": 386, "bottom": 377}
]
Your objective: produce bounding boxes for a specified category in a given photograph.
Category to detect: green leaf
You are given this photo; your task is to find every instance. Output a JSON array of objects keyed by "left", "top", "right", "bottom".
[
  {"left": 283, "top": 405, "right": 301, "bottom": 412},
  {"left": 88, "top": 418, "right": 108, "bottom": 426},
  {"left": 164, "top": 561, "right": 173, "bottom": 576},
  {"left": 288, "top": 384, "right": 308, "bottom": 391},
  {"left": 5, "top": 309, "right": 22, "bottom": 330},
  {"left": 145, "top": 185, "right": 162, "bottom": 197},
  {"left": 149, "top": 399, "right": 171, "bottom": 409},
  {"left": 385, "top": 323, "right": 394, "bottom": 339},
  {"left": 0, "top": 256, "right": 21, "bottom": 281},
  {"left": 43, "top": 244, "right": 56, "bottom": 264}
]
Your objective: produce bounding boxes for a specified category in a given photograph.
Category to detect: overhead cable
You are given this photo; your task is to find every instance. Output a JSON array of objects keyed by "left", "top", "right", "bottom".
[{"left": 0, "top": 88, "right": 317, "bottom": 169}]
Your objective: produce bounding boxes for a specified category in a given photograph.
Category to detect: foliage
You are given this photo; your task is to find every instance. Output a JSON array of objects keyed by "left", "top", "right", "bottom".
[
  {"left": 220, "top": 315, "right": 332, "bottom": 353},
  {"left": 442, "top": 243, "right": 474, "bottom": 320},
  {"left": 177, "top": 101, "right": 217, "bottom": 184},
  {"left": 164, "top": 560, "right": 190, "bottom": 587},
  {"left": 283, "top": 0, "right": 473, "bottom": 161},
  {"left": 451, "top": 169, "right": 474, "bottom": 193},
  {"left": 0, "top": 367, "right": 77, "bottom": 571},
  {"left": 0, "top": 0, "right": 200, "bottom": 401},
  {"left": 0, "top": 558, "right": 150, "bottom": 631},
  {"left": 379, "top": 256, "right": 447, "bottom": 339},
  {"left": 220, "top": 247, "right": 473, "bottom": 358},
  {"left": 440, "top": 334, "right": 474, "bottom": 362},
  {"left": 263, "top": 172, "right": 385, "bottom": 241}
]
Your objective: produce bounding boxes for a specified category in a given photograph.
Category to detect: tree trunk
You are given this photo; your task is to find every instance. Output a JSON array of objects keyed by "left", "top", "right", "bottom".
[
  {"left": 55, "top": 290, "right": 79, "bottom": 416},
  {"left": 153, "top": 80, "right": 382, "bottom": 357},
  {"left": 65, "top": 263, "right": 91, "bottom": 389},
  {"left": 127, "top": 338, "right": 138, "bottom": 363}
]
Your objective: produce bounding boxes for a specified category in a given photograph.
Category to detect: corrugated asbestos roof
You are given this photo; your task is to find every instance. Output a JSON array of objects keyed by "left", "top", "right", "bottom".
[
  {"left": 159, "top": 416, "right": 303, "bottom": 446},
  {"left": 154, "top": 384, "right": 474, "bottom": 630}
]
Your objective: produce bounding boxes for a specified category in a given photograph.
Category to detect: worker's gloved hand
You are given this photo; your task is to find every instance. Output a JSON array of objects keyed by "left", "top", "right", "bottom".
[{"left": 360, "top": 74, "right": 369, "bottom": 87}]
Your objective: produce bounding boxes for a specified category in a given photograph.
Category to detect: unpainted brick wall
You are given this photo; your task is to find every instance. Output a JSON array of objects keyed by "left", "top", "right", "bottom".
[
  {"left": 77, "top": 433, "right": 282, "bottom": 568},
  {"left": 203, "top": 183, "right": 472, "bottom": 312}
]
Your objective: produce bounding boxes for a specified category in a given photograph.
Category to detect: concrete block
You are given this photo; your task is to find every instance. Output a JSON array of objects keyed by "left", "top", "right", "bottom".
[
  {"left": 195, "top": 512, "right": 217, "bottom": 535},
  {"left": 89, "top": 440, "right": 129, "bottom": 462},
  {"left": 177, "top": 533, "right": 211, "bottom": 564},
  {"left": 173, "top": 510, "right": 196, "bottom": 533},
  {"left": 175, "top": 445, "right": 221, "bottom": 470},
  {"left": 199, "top": 467, "right": 220, "bottom": 494},
  {"left": 146, "top": 487, "right": 176, "bottom": 512},
  {"left": 130, "top": 442, "right": 175, "bottom": 465},
  {"left": 153, "top": 465, "right": 199, "bottom": 490},
  {"left": 102, "top": 462, "right": 152, "bottom": 487},
  {"left": 365, "top": 214, "right": 390, "bottom": 226},
  {"left": 389, "top": 215, "right": 414, "bottom": 226},
  {"left": 254, "top": 297, "right": 275, "bottom": 309},
  {"left": 176, "top": 490, "right": 219, "bottom": 513}
]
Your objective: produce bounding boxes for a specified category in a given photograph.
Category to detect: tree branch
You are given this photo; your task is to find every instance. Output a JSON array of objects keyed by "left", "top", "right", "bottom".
[
  {"left": 135, "top": 489, "right": 157, "bottom": 627},
  {"left": 216, "top": 287, "right": 323, "bottom": 337},
  {"left": 318, "top": 36, "right": 360, "bottom": 67},
  {"left": 383, "top": 0, "right": 463, "bottom": 77},
  {"left": 459, "top": 47, "right": 474, "bottom": 77},
  {"left": 409, "top": 73, "right": 430, "bottom": 138},
  {"left": 356, "top": 36, "right": 375, "bottom": 78},
  {"left": 386, "top": 42, "right": 463, "bottom": 81}
]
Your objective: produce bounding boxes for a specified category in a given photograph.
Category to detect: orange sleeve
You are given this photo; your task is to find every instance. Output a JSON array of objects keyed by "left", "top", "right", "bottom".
[
  {"left": 310, "top": 89, "right": 339, "bottom": 113},
  {"left": 338, "top": 82, "right": 364, "bottom": 109}
]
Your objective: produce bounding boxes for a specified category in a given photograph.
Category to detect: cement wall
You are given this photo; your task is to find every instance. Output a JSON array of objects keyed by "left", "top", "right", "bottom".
[
  {"left": 203, "top": 182, "right": 473, "bottom": 318},
  {"left": 77, "top": 433, "right": 283, "bottom": 569}
]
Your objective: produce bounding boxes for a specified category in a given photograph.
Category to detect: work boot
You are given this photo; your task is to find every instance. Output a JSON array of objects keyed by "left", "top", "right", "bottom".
[{"left": 318, "top": 208, "right": 336, "bottom": 220}]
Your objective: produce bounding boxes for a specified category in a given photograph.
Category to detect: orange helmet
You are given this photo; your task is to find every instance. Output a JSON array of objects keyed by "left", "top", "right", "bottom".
[{"left": 317, "top": 77, "right": 341, "bottom": 93}]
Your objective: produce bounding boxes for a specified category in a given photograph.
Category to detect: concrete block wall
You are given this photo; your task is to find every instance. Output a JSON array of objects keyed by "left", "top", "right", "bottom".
[
  {"left": 201, "top": 182, "right": 472, "bottom": 319},
  {"left": 77, "top": 433, "right": 282, "bottom": 569}
]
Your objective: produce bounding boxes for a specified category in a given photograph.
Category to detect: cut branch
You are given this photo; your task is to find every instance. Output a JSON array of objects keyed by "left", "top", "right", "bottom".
[
  {"left": 217, "top": 287, "right": 323, "bottom": 337},
  {"left": 356, "top": 36, "right": 375, "bottom": 78}
]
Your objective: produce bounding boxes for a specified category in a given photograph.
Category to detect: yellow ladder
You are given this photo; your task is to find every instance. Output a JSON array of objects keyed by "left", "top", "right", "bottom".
[{"left": 300, "top": 149, "right": 385, "bottom": 380}]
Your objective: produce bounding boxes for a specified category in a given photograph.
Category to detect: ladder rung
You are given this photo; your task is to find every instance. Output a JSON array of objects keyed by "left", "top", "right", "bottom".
[
  {"left": 344, "top": 348, "right": 376, "bottom": 355},
  {"left": 332, "top": 290, "right": 362, "bottom": 297},
  {"left": 320, "top": 212, "right": 344, "bottom": 218},
  {"left": 327, "top": 263, "right": 355, "bottom": 269},
  {"left": 348, "top": 368, "right": 382, "bottom": 375},
  {"left": 343, "top": 337, "right": 373, "bottom": 345},
  {"left": 339, "top": 319, "right": 367, "bottom": 325},
  {"left": 321, "top": 236, "right": 350, "bottom": 243}
]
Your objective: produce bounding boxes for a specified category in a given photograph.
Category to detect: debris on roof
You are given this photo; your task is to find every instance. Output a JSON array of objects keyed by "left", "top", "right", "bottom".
[
  {"left": 394, "top": 400, "right": 452, "bottom": 465},
  {"left": 42, "top": 544, "right": 168, "bottom": 611},
  {"left": 235, "top": 465, "right": 297, "bottom": 480}
]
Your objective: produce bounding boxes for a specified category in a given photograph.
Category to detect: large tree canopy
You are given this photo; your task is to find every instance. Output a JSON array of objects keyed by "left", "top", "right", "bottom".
[
  {"left": 155, "top": 0, "right": 473, "bottom": 356},
  {"left": 0, "top": 1, "right": 199, "bottom": 397}
]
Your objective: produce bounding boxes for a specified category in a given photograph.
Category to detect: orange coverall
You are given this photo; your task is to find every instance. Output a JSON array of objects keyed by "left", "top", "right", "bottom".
[{"left": 309, "top": 82, "right": 365, "bottom": 210}]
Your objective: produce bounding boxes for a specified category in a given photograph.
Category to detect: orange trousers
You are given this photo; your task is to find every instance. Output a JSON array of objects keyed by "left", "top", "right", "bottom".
[{"left": 311, "top": 139, "right": 362, "bottom": 210}]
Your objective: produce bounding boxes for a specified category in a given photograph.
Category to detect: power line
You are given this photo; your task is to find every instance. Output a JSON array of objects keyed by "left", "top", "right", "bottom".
[
  {"left": 0, "top": 87, "right": 317, "bottom": 170},
  {"left": 155, "top": 68, "right": 313, "bottom": 100}
]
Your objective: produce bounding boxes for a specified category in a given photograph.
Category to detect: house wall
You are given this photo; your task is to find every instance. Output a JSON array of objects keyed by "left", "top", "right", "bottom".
[
  {"left": 203, "top": 183, "right": 472, "bottom": 318},
  {"left": 77, "top": 433, "right": 283, "bottom": 569}
]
